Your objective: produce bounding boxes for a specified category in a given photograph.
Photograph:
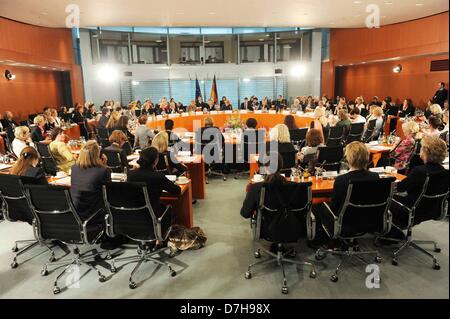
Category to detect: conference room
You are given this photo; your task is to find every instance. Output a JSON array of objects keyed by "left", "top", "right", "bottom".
[{"left": 0, "top": 0, "right": 449, "bottom": 304}]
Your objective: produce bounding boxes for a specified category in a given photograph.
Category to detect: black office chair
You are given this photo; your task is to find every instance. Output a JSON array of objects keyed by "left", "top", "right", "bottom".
[
  {"left": 0, "top": 174, "right": 55, "bottom": 268},
  {"left": 314, "top": 178, "right": 395, "bottom": 282},
  {"left": 195, "top": 127, "right": 227, "bottom": 183},
  {"left": 25, "top": 184, "right": 107, "bottom": 294},
  {"left": 279, "top": 149, "right": 297, "bottom": 173},
  {"left": 327, "top": 126, "right": 345, "bottom": 147},
  {"left": 102, "top": 182, "right": 177, "bottom": 289},
  {"left": 102, "top": 149, "right": 128, "bottom": 173},
  {"left": 377, "top": 171, "right": 449, "bottom": 269},
  {"left": 404, "top": 140, "right": 424, "bottom": 173},
  {"left": 290, "top": 128, "right": 308, "bottom": 146},
  {"left": 36, "top": 142, "right": 59, "bottom": 176},
  {"left": 97, "top": 128, "right": 111, "bottom": 148},
  {"left": 235, "top": 129, "right": 266, "bottom": 179},
  {"left": 245, "top": 182, "right": 317, "bottom": 294},
  {"left": 345, "top": 123, "right": 365, "bottom": 144},
  {"left": 317, "top": 146, "right": 344, "bottom": 172},
  {"left": 362, "top": 120, "right": 377, "bottom": 143}
]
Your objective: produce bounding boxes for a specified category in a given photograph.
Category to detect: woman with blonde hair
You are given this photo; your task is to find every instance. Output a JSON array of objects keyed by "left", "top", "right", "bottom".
[
  {"left": 31, "top": 115, "right": 50, "bottom": 143},
  {"left": 106, "top": 110, "right": 122, "bottom": 130},
  {"left": 152, "top": 132, "right": 187, "bottom": 175},
  {"left": 10, "top": 147, "right": 47, "bottom": 184},
  {"left": 70, "top": 140, "right": 111, "bottom": 219},
  {"left": 12, "top": 126, "right": 33, "bottom": 158},
  {"left": 311, "top": 106, "right": 329, "bottom": 142},
  {"left": 268, "top": 124, "right": 296, "bottom": 157}
]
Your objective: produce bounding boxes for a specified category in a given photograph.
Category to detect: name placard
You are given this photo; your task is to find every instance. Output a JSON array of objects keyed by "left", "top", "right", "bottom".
[
  {"left": 225, "top": 110, "right": 233, "bottom": 114},
  {"left": 210, "top": 111, "right": 219, "bottom": 115},
  {"left": 268, "top": 110, "right": 277, "bottom": 114},
  {"left": 254, "top": 110, "right": 262, "bottom": 114},
  {"left": 240, "top": 110, "right": 248, "bottom": 114},
  {"left": 181, "top": 113, "right": 189, "bottom": 117},
  {"left": 156, "top": 115, "right": 163, "bottom": 120},
  {"left": 195, "top": 111, "right": 204, "bottom": 115}
]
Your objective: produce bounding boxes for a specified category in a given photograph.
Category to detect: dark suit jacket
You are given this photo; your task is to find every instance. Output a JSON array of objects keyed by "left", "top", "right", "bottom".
[
  {"left": 156, "top": 151, "right": 188, "bottom": 176},
  {"left": 127, "top": 169, "right": 181, "bottom": 216},
  {"left": 434, "top": 88, "right": 448, "bottom": 107},
  {"left": 70, "top": 165, "right": 111, "bottom": 219},
  {"left": 240, "top": 102, "right": 252, "bottom": 110},
  {"left": 399, "top": 106, "right": 415, "bottom": 118},
  {"left": 396, "top": 163, "right": 446, "bottom": 208},
  {"left": 72, "top": 112, "right": 86, "bottom": 124},
  {"left": 31, "top": 126, "right": 45, "bottom": 143},
  {"left": 1, "top": 119, "right": 18, "bottom": 130},
  {"left": 98, "top": 115, "right": 109, "bottom": 129},
  {"left": 23, "top": 167, "right": 48, "bottom": 185},
  {"left": 331, "top": 170, "right": 379, "bottom": 214}
]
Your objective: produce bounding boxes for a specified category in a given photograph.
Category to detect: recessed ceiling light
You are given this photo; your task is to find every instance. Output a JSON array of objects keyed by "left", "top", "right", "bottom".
[
  {"left": 353, "top": 1, "right": 362, "bottom": 4},
  {"left": 303, "top": 13, "right": 309, "bottom": 15},
  {"left": 258, "top": 38, "right": 265, "bottom": 41},
  {"left": 415, "top": 3, "right": 424, "bottom": 6},
  {"left": 40, "top": 12, "right": 48, "bottom": 15},
  {"left": 155, "top": 40, "right": 163, "bottom": 43},
  {"left": 385, "top": 1, "right": 393, "bottom": 4},
  {"left": 207, "top": 12, "right": 216, "bottom": 15}
]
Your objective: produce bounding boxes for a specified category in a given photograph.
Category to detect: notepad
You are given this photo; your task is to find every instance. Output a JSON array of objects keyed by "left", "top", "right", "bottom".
[{"left": 0, "top": 164, "right": 13, "bottom": 171}]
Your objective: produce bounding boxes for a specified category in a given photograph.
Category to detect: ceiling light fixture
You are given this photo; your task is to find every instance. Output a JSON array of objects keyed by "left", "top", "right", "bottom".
[
  {"left": 5, "top": 70, "right": 16, "bottom": 81},
  {"left": 393, "top": 64, "right": 402, "bottom": 73}
]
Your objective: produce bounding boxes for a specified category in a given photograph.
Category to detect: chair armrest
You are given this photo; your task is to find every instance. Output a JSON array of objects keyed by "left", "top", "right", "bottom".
[
  {"left": 307, "top": 210, "right": 316, "bottom": 241},
  {"left": 82, "top": 208, "right": 104, "bottom": 243},
  {"left": 391, "top": 198, "right": 412, "bottom": 214},
  {"left": 323, "top": 202, "right": 338, "bottom": 221},
  {"left": 157, "top": 205, "right": 172, "bottom": 224}
]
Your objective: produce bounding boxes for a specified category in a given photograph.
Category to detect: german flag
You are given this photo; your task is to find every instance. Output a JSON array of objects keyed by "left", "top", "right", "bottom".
[{"left": 210, "top": 75, "right": 218, "bottom": 105}]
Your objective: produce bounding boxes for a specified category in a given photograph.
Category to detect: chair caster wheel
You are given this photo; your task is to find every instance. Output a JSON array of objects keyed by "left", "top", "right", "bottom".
[
  {"left": 129, "top": 281, "right": 137, "bottom": 290},
  {"left": 315, "top": 252, "right": 326, "bottom": 261},
  {"left": 206, "top": 181, "right": 210, "bottom": 185},
  {"left": 330, "top": 275, "right": 339, "bottom": 283},
  {"left": 170, "top": 270, "right": 177, "bottom": 277},
  {"left": 12, "top": 246, "right": 19, "bottom": 253},
  {"left": 245, "top": 271, "right": 252, "bottom": 279},
  {"left": 234, "top": 176, "right": 238, "bottom": 180},
  {"left": 374, "top": 256, "right": 382, "bottom": 263},
  {"left": 281, "top": 286, "right": 288, "bottom": 294},
  {"left": 48, "top": 256, "right": 56, "bottom": 263},
  {"left": 392, "top": 259, "right": 398, "bottom": 266},
  {"left": 11, "top": 260, "right": 18, "bottom": 269},
  {"left": 434, "top": 248, "right": 441, "bottom": 253},
  {"left": 41, "top": 268, "right": 49, "bottom": 276},
  {"left": 223, "top": 177, "right": 227, "bottom": 181},
  {"left": 98, "top": 275, "right": 107, "bottom": 283},
  {"left": 433, "top": 262, "right": 441, "bottom": 270},
  {"left": 53, "top": 286, "right": 61, "bottom": 295},
  {"left": 110, "top": 267, "right": 117, "bottom": 273},
  {"left": 310, "top": 271, "right": 317, "bottom": 279},
  {"left": 254, "top": 251, "right": 261, "bottom": 259},
  {"left": 106, "top": 254, "right": 113, "bottom": 260}
]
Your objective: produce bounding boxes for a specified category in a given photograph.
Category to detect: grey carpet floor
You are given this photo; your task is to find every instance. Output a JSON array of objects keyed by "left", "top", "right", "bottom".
[{"left": 0, "top": 178, "right": 448, "bottom": 299}]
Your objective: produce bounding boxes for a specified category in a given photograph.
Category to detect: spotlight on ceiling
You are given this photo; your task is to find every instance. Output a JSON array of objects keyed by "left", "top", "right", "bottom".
[
  {"left": 393, "top": 64, "right": 403, "bottom": 73},
  {"left": 4, "top": 70, "right": 16, "bottom": 81}
]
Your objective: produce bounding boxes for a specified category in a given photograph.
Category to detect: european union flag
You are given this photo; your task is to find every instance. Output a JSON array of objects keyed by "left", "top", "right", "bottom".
[{"left": 195, "top": 78, "right": 202, "bottom": 101}]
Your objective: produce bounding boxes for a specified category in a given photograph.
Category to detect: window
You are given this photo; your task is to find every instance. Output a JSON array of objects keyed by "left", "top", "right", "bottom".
[
  {"left": 130, "top": 32, "right": 167, "bottom": 64},
  {"left": 275, "top": 31, "right": 302, "bottom": 62},
  {"left": 204, "top": 41, "right": 224, "bottom": 64},
  {"left": 180, "top": 42, "right": 202, "bottom": 63},
  {"left": 239, "top": 77, "right": 275, "bottom": 102},
  {"left": 90, "top": 30, "right": 130, "bottom": 64},
  {"left": 239, "top": 33, "right": 274, "bottom": 63}
]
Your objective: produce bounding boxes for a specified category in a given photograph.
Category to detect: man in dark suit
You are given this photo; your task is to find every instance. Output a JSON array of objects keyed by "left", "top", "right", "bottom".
[
  {"left": 1, "top": 111, "right": 18, "bottom": 130},
  {"left": 98, "top": 108, "right": 110, "bottom": 129},
  {"left": 273, "top": 95, "right": 287, "bottom": 111},
  {"left": 196, "top": 96, "right": 208, "bottom": 110},
  {"left": 240, "top": 97, "right": 252, "bottom": 111},
  {"left": 433, "top": 82, "right": 448, "bottom": 108}
]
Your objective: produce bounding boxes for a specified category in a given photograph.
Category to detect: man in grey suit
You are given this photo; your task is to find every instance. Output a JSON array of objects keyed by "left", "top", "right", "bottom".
[{"left": 134, "top": 115, "right": 154, "bottom": 150}]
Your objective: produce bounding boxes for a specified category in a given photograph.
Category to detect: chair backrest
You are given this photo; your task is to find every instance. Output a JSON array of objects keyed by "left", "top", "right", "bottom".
[
  {"left": 36, "top": 142, "right": 59, "bottom": 176},
  {"left": 290, "top": 128, "right": 308, "bottom": 143},
  {"left": 406, "top": 140, "right": 424, "bottom": 172},
  {"left": 25, "top": 184, "right": 85, "bottom": 244},
  {"left": 338, "top": 178, "right": 395, "bottom": 237},
  {"left": 279, "top": 150, "right": 297, "bottom": 170},
  {"left": 345, "top": 122, "right": 365, "bottom": 144},
  {"left": 0, "top": 174, "right": 36, "bottom": 223},
  {"left": 97, "top": 127, "right": 110, "bottom": 139},
  {"left": 317, "top": 146, "right": 344, "bottom": 171},
  {"left": 155, "top": 152, "right": 170, "bottom": 173},
  {"left": 102, "top": 182, "right": 161, "bottom": 242},
  {"left": 413, "top": 171, "right": 449, "bottom": 225},
  {"left": 327, "top": 126, "right": 344, "bottom": 147},
  {"left": 363, "top": 120, "right": 376, "bottom": 142},
  {"left": 196, "top": 127, "right": 224, "bottom": 164},
  {"left": 255, "top": 181, "right": 312, "bottom": 243},
  {"left": 102, "top": 149, "right": 126, "bottom": 173}
]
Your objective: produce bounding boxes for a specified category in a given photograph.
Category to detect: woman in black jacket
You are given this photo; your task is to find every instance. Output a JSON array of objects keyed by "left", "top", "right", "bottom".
[
  {"left": 127, "top": 147, "right": 181, "bottom": 216},
  {"left": 9, "top": 147, "right": 48, "bottom": 185}
]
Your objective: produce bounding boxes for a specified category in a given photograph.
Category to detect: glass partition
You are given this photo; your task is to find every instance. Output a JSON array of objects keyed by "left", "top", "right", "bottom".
[
  {"left": 130, "top": 32, "right": 167, "bottom": 64},
  {"left": 239, "top": 33, "right": 274, "bottom": 63}
]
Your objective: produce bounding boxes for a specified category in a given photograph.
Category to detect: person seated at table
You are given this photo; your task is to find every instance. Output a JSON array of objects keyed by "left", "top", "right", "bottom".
[
  {"left": 152, "top": 132, "right": 187, "bottom": 176},
  {"left": 268, "top": 124, "right": 296, "bottom": 154},
  {"left": 31, "top": 115, "right": 50, "bottom": 144},
  {"left": 311, "top": 107, "right": 329, "bottom": 142},
  {"left": 49, "top": 128, "right": 76, "bottom": 174},
  {"left": 98, "top": 108, "right": 110, "bottom": 129},
  {"left": 399, "top": 99, "right": 415, "bottom": 118},
  {"left": 70, "top": 140, "right": 111, "bottom": 223},
  {"left": 355, "top": 97, "right": 368, "bottom": 117},
  {"left": 273, "top": 95, "right": 287, "bottom": 111},
  {"left": 86, "top": 103, "right": 98, "bottom": 120},
  {"left": 168, "top": 100, "right": 178, "bottom": 114},
  {"left": 290, "top": 98, "right": 302, "bottom": 113},
  {"left": 134, "top": 115, "right": 154, "bottom": 150},
  {"left": 298, "top": 128, "right": 324, "bottom": 164},
  {"left": 378, "top": 121, "right": 420, "bottom": 170},
  {"left": 164, "top": 119, "right": 181, "bottom": 147},
  {"left": 240, "top": 97, "right": 252, "bottom": 111},
  {"left": 196, "top": 96, "right": 208, "bottom": 110},
  {"left": 314, "top": 142, "right": 379, "bottom": 227},
  {"left": 140, "top": 101, "right": 151, "bottom": 116},
  {"left": 424, "top": 115, "right": 442, "bottom": 137},
  {"left": 365, "top": 106, "right": 384, "bottom": 138},
  {"left": 106, "top": 111, "right": 122, "bottom": 131},
  {"left": 350, "top": 107, "right": 366, "bottom": 124},
  {"left": 220, "top": 96, "right": 227, "bottom": 109},
  {"left": 1, "top": 111, "right": 18, "bottom": 130},
  {"left": 9, "top": 147, "right": 48, "bottom": 185},
  {"left": 71, "top": 104, "right": 86, "bottom": 125},
  {"left": 124, "top": 103, "right": 137, "bottom": 122},
  {"left": 221, "top": 99, "right": 233, "bottom": 111},
  {"left": 251, "top": 97, "right": 260, "bottom": 110},
  {"left": 428, "top": 104, "right": 444, "bottom": 120},
  {"left": 12, "top": 126, "right": 33, "bottom": 158},
  {"left": 104, "top": 130, "right": 132, "bottom": 167},
  {"left": 335, "top": 109, "right": 352, "bottom": 129},
  {"left": 260, "top": 97, "right": 270, "bottom": 111},
  {"left": 284, "top": 115, "right": 298, "bottom": 130},
  {"left": 186, "top": 100, "right": 197, "bottom": 113},
  {"left": 43, "top": 109, "right": 57, "bottom": 131},
  {"left": 389, "top": 135, "right": 447, "bottom": 228},
  {"left": 246, "top": 118, "right": 258, "bottom": 130},
  {"left": 382, "top": 96, "right": 399, "bottom": 117},
  {"left": 127, "top": 146, "right": 181, "bottom": 217},
  {"left": 439, "top": 110, "right": 449, "bottom": 142}
]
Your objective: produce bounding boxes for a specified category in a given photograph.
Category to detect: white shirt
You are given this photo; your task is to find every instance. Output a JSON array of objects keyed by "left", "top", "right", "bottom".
[
  {"left": 12, "top": 139, "right": 33, "bottom": 158},
  {"left": 352, "top": 115, "right": 367, "bottom": 124}
]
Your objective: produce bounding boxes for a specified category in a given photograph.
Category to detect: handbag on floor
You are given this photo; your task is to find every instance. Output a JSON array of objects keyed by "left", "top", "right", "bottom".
[{"left": 168, "top": 225, "right": 207, "bottom": 252}]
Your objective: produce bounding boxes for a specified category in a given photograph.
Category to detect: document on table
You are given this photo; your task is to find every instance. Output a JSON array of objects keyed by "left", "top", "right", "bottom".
[
  {"left": 0, "top": 164, "right": 13, "bottom": 171},
  {"left": 50, "top": 176, "right": 71, "bottom": 186}
]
